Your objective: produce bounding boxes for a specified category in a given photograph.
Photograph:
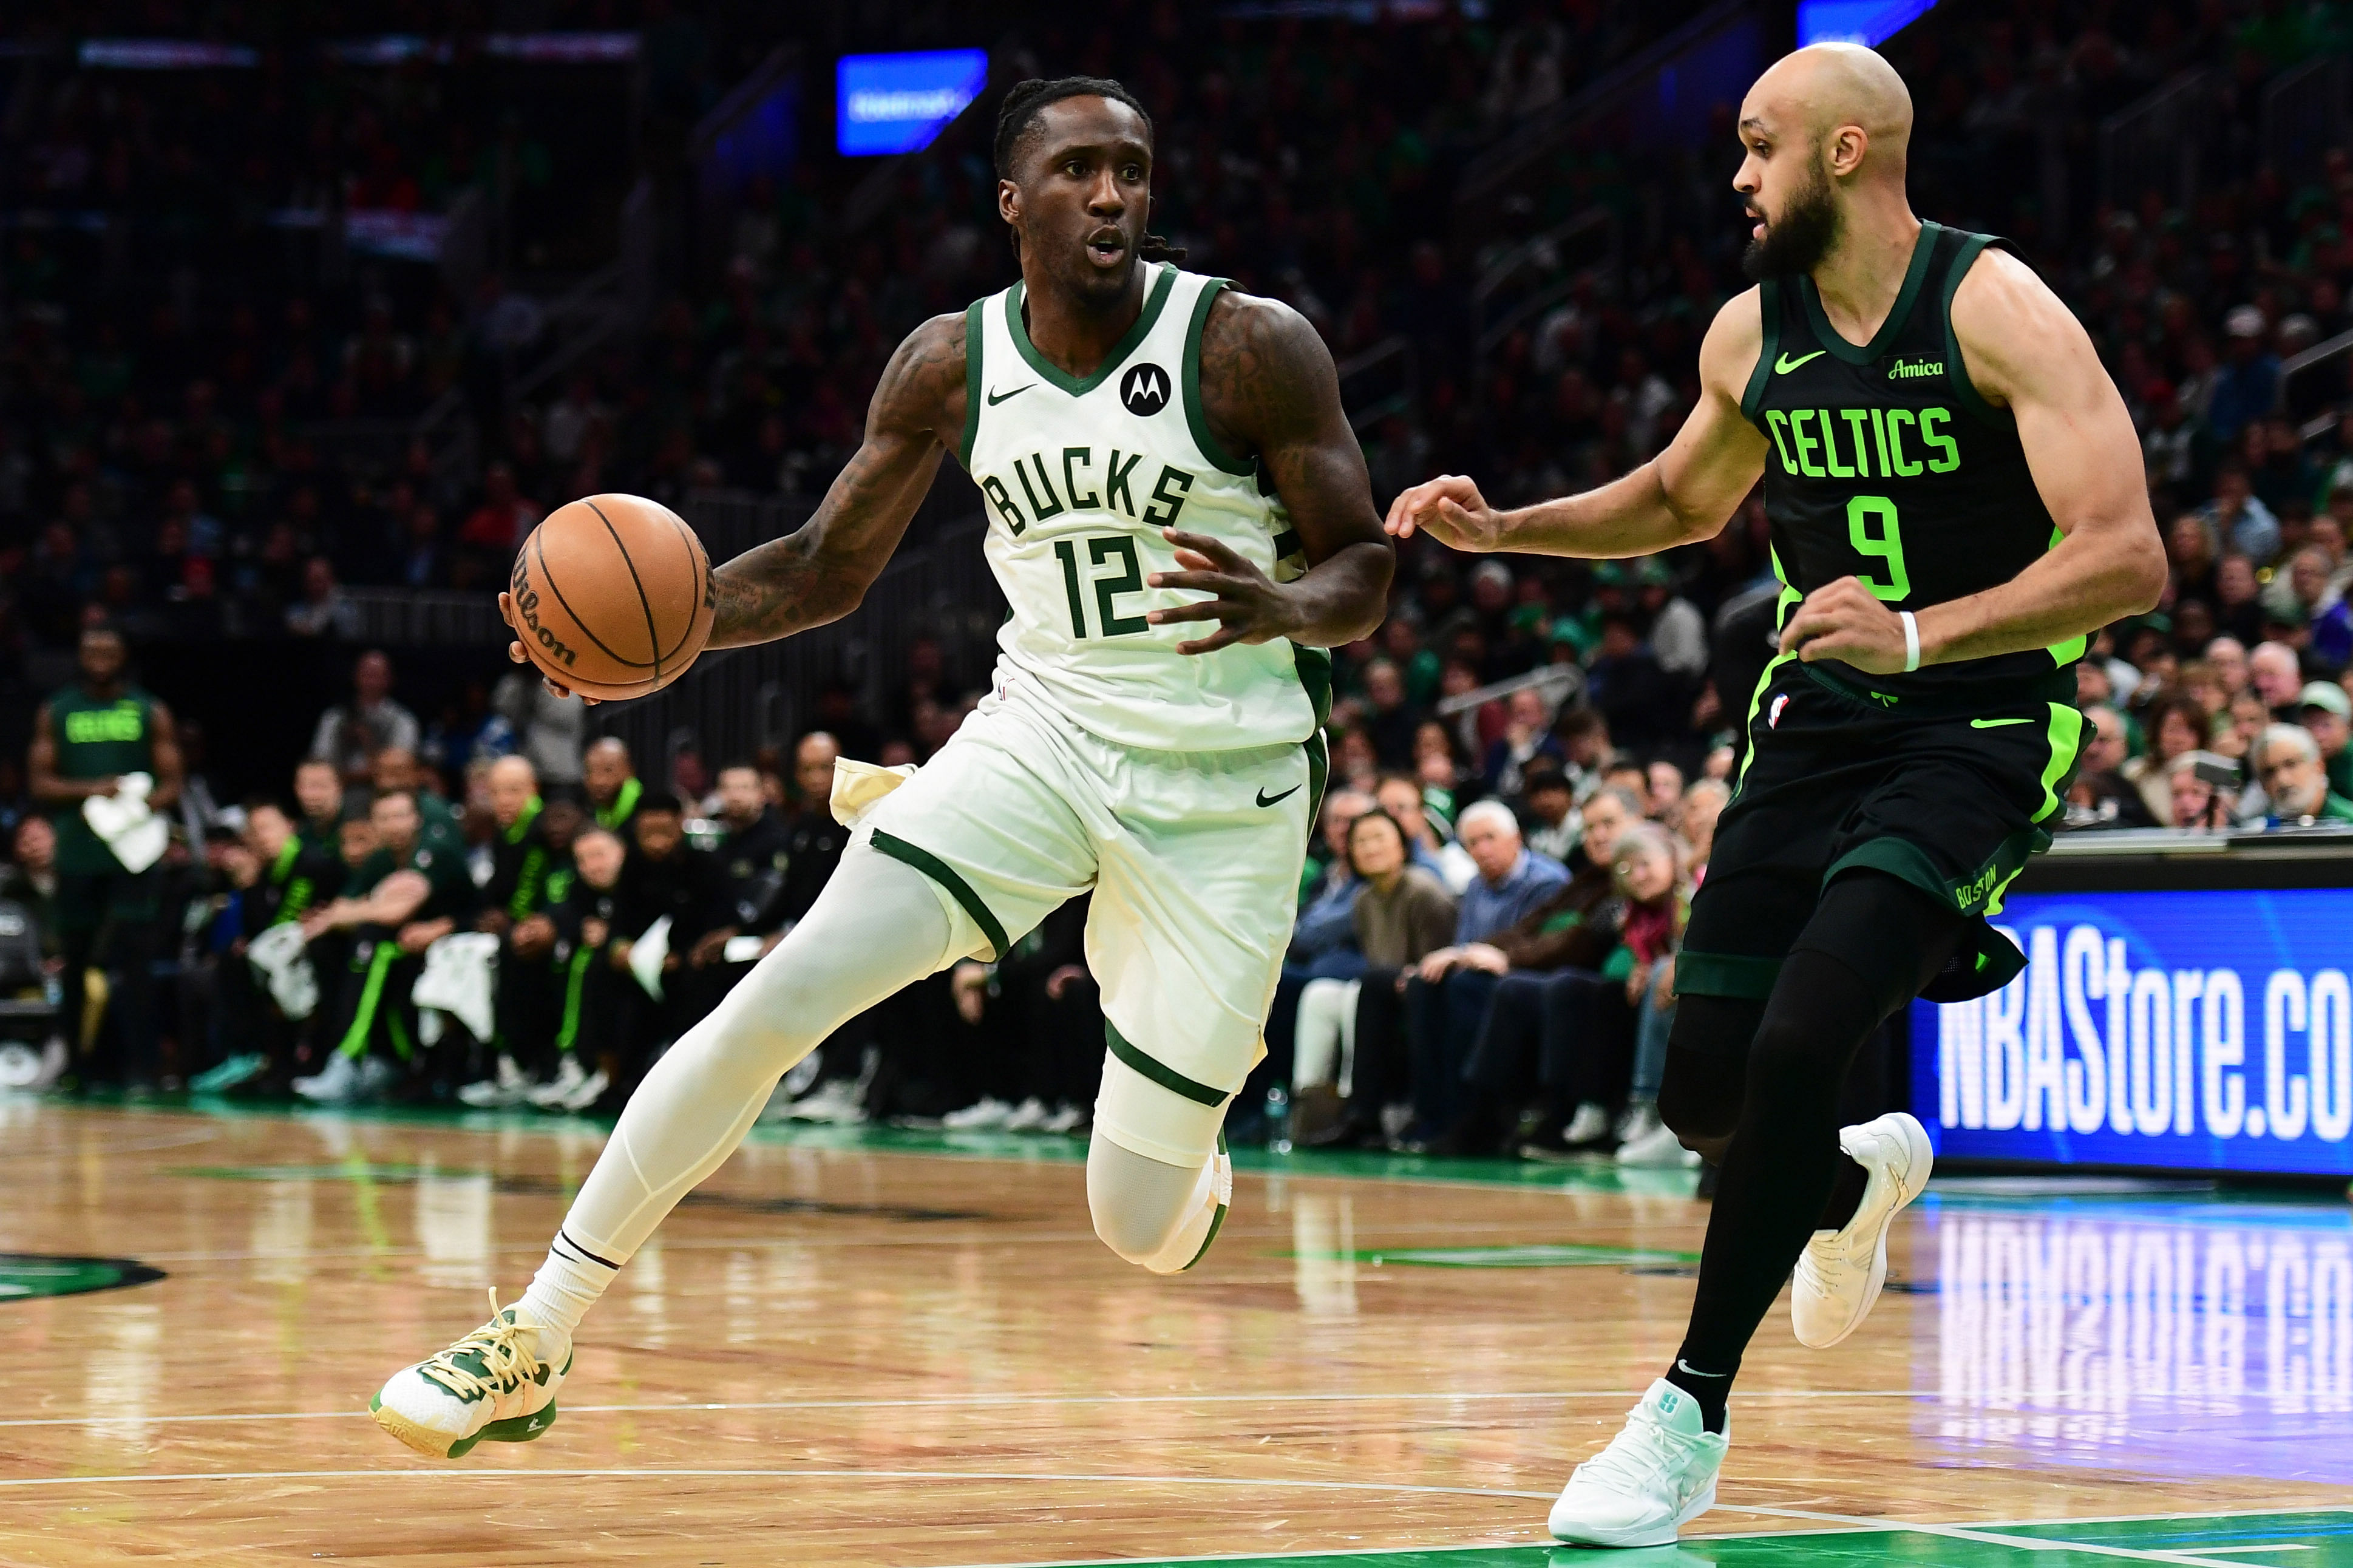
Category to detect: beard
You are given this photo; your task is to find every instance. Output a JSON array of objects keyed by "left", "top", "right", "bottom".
[{"left": 1741, "top": 155, "right": 1841, "bottom": 281}]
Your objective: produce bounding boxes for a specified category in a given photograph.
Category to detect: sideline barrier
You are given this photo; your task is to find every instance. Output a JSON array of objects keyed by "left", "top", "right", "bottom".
[{"left": 1908, "top": 828, "right": 2353, "bottom": 1178}]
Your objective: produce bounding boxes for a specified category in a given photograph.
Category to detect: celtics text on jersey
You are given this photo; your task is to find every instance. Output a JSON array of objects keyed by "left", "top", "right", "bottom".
[
  {"left": 956, "top": 262, "right": 1329, "bottom": 753},
  {"left": 1741, "top": 221, "right": 2084, "bottom": 701}
]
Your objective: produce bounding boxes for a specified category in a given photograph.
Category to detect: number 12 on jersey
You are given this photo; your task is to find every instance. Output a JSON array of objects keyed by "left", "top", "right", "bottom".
[
  {"left": 1055, "top": 534, "right": 1150, "bottom": 639},
  {"left": 1847, "top": 495, "right": 1910, "bottom": 602}
]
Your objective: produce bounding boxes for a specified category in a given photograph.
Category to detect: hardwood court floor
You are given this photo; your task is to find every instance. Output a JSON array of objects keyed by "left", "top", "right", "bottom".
[{"left": 3, "top": 1096, "right": 2352, "bottom": 1566}]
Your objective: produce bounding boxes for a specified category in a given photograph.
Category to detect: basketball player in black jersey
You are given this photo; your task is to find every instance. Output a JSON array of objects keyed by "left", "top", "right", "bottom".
[{"left": 1390, "top": 43, "right": 2164, "bottom": 1546}]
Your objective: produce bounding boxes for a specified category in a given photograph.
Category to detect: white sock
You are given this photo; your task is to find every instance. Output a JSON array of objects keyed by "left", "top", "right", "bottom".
[
  {"left": 542, "top": 847, "right": 962, "bottom": 1322},
  {"left": 518, "top": 1231, "right": 617, "bottom": 1345}
]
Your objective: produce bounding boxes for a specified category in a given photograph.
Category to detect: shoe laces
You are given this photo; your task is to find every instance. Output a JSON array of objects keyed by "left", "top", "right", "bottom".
[
  {"left": 1579, "top": 1400, "right": 1701, "bottom": 1497},
  {"left": 416, "top": 1289, "right": 548, "bottom": 1404}
]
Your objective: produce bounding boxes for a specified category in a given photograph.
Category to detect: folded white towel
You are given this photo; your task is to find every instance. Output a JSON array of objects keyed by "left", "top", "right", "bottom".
[
  {"left": 413, "top": 931, "right": 500, "bottom": 1044},
  {"left": 629, "top": 915, "right": 671, "bottom": 1001},
  {"left": 83, "top": 772, "right": 168, "bottom": 874},
  {"left": 245, "top": 921, "right": 319, "bottom": 1020}
]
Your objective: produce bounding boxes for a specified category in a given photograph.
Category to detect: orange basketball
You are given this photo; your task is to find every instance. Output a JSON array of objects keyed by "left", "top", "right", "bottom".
[{"left": 507, "top": 494, "right": 716, "bottom": 701}]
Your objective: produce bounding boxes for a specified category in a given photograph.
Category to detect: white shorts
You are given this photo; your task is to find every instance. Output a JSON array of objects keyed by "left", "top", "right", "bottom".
[{"left": 851, "top": 679, "right": 1320, "bottom": 1165}]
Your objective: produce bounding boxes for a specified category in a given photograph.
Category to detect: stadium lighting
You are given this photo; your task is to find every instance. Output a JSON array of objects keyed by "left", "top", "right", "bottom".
[
  {"left": 1795, "top": 0, "right": 1940, "bottom": 47},
  {"left": 78, "top": 39, "right": 259, "bottom": 69},
  {"left": 837, "top": 50, "right": 989, "bottom": 157}
]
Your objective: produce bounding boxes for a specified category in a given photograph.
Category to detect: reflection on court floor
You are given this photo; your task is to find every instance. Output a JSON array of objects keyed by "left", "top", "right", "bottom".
[{"left": 1924, "top": 1192, "right": 2353, "bottom": 1481}]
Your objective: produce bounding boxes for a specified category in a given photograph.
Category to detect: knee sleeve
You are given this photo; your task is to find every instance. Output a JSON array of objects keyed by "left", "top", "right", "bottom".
[{"left": 1087, "top": 1130, "right": 1226, "bottom": 1272}]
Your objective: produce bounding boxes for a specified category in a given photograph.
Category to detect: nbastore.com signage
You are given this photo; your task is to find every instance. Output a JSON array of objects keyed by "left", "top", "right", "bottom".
[{"left": 1909, "top": 889, "right": 2353, "bottom": 1176}]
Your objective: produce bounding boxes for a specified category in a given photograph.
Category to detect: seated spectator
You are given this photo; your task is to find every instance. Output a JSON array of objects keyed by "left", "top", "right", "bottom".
[
  {"left": 310, "top": 650, "right": 420, "bottom": 790},
  {"left": 458, "top": 758, "right": 567, "bottom": 1107},
  {"left": 2252, "top": 724, "right": 2353, "bottom": 827},
  {"left": 583, "top": 737, "right": 643, "bottom": 833},
  {"left": 1295, "top": 808, "right": 1456, "bottom": 1148},
  {"left": 1371, "top": 771, "right": 1458, "bottom": 883},
  {"left": 1637, "top": 558, "right": 1708, "bottom": 679},
  {"left": 1677, "top": 778, "right": 1728, "bottom": 879},
  {"left": 2251, "top": 640, "right": 2305, "bottom": 717},
  {"left": 942, "top": 895, "right": 1100, "bottom": 1135},
  {"left": 293, "top": 758, "right": 347, "bottom": 855},
  {"left": 285, "top": 557, "right": 359, "bottom": 639},
  {"left": 2124, "top": 693, "right": 2209, "bottom": 826},
  {"left": 2167, "top": 752, "right": 2239, "bottom": 832},
  {"left": 1357, "top": 658, "right": 1424, "bottom": 769},
  {"left": 1646, "top": 759, "right": 1685, "bottom": 821},
  {"left": 2297, "top": 682, "right": 2353, "bottom": 799},
  {"left": 293, "top": 787, "right": 477, "bottom": 1104},
  {"left": 1398, "top": 795, "right": 1578, "bottom": 1144},
  {"left": 533, "top": 827, "right": 628, "bottom": 1112},
  {"left": 1416, "top": 786, "right": 1639, "bottom": 1156},
  {"left": 1606, "top": 823, "right": 1694, "bottom": 1168},
  {"left": 1519, "top": 763, "right": 1580, "bottom": 865},
  {"left": 1481, "top": 687, "right": 1565, "bottom": 801},
  {"left": 595, "top": 791, "right": 730, "bottom": 1109},
  {"left": 2193, "top": 463, "right": 2281, "bottom": 566},
  {"left": 2206, "top": 636, "right": 2250, "bottom": 699}
]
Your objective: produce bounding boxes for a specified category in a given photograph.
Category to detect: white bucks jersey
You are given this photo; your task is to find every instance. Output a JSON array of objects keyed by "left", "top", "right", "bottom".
[{"left": 957, "top": 263, "right": 1329, "bottom": 753}]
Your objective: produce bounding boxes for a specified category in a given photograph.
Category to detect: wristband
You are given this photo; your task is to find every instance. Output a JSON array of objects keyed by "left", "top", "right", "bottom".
[{"left": 1900, "top": 611, "right": 1921, "bottom": 674}]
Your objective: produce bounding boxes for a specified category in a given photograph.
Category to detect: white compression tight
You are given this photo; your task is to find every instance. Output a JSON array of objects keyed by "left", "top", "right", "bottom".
[{"left": 519, "top": 845, "right": 1224, "bottom": 1342}]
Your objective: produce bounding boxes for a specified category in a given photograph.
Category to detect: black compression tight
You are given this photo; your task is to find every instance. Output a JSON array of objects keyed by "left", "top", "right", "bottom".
[{"left": 1659, "top": 871, "right": 1969, "bottom": 1428}]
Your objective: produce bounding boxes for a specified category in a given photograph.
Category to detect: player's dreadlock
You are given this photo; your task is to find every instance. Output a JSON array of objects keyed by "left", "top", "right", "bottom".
[{"left": 993, "top": 75, "right": 1186, "bottom": 263}]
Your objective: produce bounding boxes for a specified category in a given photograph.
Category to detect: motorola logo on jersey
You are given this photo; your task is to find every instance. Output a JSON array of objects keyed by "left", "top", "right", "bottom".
[{"left": 1121, "top": 363, "right": 1171, "bottom": 416}]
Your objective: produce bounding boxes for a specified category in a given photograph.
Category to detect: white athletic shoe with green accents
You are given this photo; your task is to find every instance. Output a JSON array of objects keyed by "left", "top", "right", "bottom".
[
  {"left": 371, "top": 1290, "right": 571, "bottom": 1459},
  {"left": 1548, "top": 1379, "right": 1728, "bottom": 1547},
  {"left": 1791, "top": 1110, "right": 1934, "bottom": 1349}
]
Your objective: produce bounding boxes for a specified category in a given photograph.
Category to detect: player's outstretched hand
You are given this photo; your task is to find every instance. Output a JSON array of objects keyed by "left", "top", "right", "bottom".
[
  {"left": 1384, "top": 474, "right": 1503, "bottom": 551},
  {"left": 498, "top": 589, "right": 600, "bottom": 705},
  {"left": 1147, "top": 528, "right": 1300, "bottom": 655},
  {"left": 1779, "top": 577, "right": 1910, "bottom": 673}
]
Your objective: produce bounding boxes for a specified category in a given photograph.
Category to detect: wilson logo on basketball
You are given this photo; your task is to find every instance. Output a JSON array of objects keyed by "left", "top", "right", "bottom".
[
  {"left": 1121, "top": 363, "right": 1170, "bottom": 416},
  {"left": 508, "top": 557, "right": 579, "bottom": 668}
]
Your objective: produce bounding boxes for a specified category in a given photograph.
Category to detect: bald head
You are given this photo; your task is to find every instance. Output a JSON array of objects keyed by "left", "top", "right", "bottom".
[
  {"left": 1743, "top": 44, "right": 1912, "bottom": 179},
  {"left": 487, "top": 754, "right": 538, "bottom": 829}
]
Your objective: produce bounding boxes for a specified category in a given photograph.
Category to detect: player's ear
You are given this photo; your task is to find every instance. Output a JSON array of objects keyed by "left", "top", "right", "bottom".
[
  {"left": 997, "top": 178, "right": 1021, "bottom": 230},
  {"left": 1827, "top": 123, "right": 1869, "bottom": 180}
]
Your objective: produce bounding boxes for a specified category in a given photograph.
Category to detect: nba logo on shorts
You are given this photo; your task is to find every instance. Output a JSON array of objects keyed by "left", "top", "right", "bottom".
[{"left": 1768, "top": 693, "right": 1790, "bottom": 729}]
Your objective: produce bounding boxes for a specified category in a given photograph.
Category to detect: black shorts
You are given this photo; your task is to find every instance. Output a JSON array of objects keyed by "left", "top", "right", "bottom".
[{"left": 1678, "top": 659, "right": 2083, "bottom": 1004}]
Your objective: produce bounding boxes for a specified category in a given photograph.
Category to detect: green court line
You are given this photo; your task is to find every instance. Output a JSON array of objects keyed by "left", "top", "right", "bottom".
[{"left": 996, "top": 1508, "right": 2353, "bottom": 1567}]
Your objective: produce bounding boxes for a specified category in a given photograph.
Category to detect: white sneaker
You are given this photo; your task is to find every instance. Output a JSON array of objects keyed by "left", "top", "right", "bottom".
[
  {"left": 1548, "top": 1379, "right": 1728, "bottom": 1547},
  {"left": 356, "top": 1054, "right": 399, "bottom": 1100},
  {"left": 372, "top": 1290, "right": 571, "bottom": 1459},
  {"left": 1616, "top": 1118, "right": 1700, "bottom": 1169},
  {"left": 1614, "top": 1101, "right": 1660, "bottom": 1144},
  {"left": 292, "top": 1051, "right": 365, "bottom": 1104},
  {"left": 1561, "top": 1101, "right": 1612, "bottom": 1147},
  {"left": 557, "top": 1066, "right": 609, "bottom": 1114},
  {"left": 781, "top": 1078, "right": 863, "bottom": 1124},
  {"left": 1001, "top": 1096, "right": 1051, "bottom": 1132},
  {"left": 1791, "top": 1110, "right": 1934, "bottom": 1349},
  {"left": 528, "top": 1055, "right": 590, "bottom": 1110},
  {"left": 1039, "top": 1102, "right": 1085, "bottom": 1135},
  {"left": 460, "top": 1055, "right": 534, "bottom": 1108},
  {"left": 942, "top": 1095, "right": 1014, "bottom": 1130}
]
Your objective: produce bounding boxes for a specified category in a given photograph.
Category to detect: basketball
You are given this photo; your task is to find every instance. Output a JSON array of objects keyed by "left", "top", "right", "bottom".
[{"left": 506, "top": 493, "right": 716, "bottom": 701}]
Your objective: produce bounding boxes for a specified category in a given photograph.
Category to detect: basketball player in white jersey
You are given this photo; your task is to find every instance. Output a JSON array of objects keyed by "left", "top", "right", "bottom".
[{"left": 371, "top": 76, "right": 1393, "bottom": 1459}]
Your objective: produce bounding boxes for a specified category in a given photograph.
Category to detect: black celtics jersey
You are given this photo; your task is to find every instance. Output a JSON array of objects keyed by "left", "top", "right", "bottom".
[{"left": 1740, "top": 221, "right": 2082, "bottom": 701}]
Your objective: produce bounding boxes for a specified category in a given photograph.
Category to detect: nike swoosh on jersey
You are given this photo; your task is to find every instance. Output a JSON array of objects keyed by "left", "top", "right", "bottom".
[
  {"left": 1255, "top": 785, "right": 1303, "bottom": 808},
  {"left": 986, "top": 384, "right": 1034, "bottom": 405},
  {"left": 1969, "top": 717, "right": 2034, "bottom": 728},
  {"left": 1773, "top": 350, "right": 1827, "bottom": 374}
]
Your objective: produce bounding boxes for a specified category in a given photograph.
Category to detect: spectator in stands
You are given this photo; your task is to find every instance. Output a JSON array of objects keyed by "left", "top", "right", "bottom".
[
  {"left": 1637, "top": 558, "right": 1708, "bottom": 678},
  {"left": 1356, "top": 659, "right": 1424, "bottom": 769},
  {"left": 1678, "top": 778, "right": 1728, "bottom": 877},
  {"left": 2296, "top": 684, "right": 2353, "bottom": 801},
  {"left": 2125, "top": 693, "right": 2211, "bottom": 826},
  {"left": 583, "top": 738, "right": 642, "bottom": 833},
  {"left": 2209, "top": 306, "right": 2283, "bottom": 449},
  {"left": 2168, "top": 753, "right": 2238, "bottom": 832},
  {"left": 1519, "top": 763, "right": 1579, "bottom": 865},
  {"left": 2253, "top": 724, "right": 2353, "bottom": 827},
  {"left": 2215, "top": 557, "right": 2267, "bottom": 646},
  {"left": 286, "top": 557, "right": 359, "bottom": 639},
  {"left": 1289, "top": 809, "right": 1457, "bottom": 1140},
  {"left": 1417, "top": 785, "right": 1638, "bottom": 1157},
  {"left": 2193, "top": 466, "right": 2283, "bottom": 566},
  {"left": 535, "top": 827, "right": 628, "bottom": 1113},
  {"left": 945, "top": 897, "right": 1099, "bottom": 1135},
  {"left": 1481, "top": 687, "right": 1566, "bottom": 801},
  {"left": 1399, "top": 799, "right": 1570, "bottom": 1139},
  {"left": 1371, "top": 771, "right": 1458, "bottom": 886},
  {"left": 461, "top": 757, "right": 563, "bottom": 1108},
  {"left": 2252, "top": 640, "right": 2307, "bottom": 717},
  {"left": 294, "top": 787, "right": 476, "bottom": 1104},
  {"left": 492, "top": 668, "right": 587, "bottom": 796},
  {"left": 28, "top": 623, "right": 183, "bottom": 1091},
  {"left": 293, "top": 758, "right": 346, "bottom": 857},
  {"left": 310, "top": 651, "right": 419, "bottom": 790}
]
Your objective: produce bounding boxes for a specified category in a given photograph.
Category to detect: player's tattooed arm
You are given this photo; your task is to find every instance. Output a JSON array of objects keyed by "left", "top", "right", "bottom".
[
  {"left": 705, "top": 312, "right": 965, "bottom": 650},
  {"left": 1148, "top": 290, "right": 1391, "bottom": 654},
  {"left": 1385, "top": 289, "right": 1770, "bottom": 557}
]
